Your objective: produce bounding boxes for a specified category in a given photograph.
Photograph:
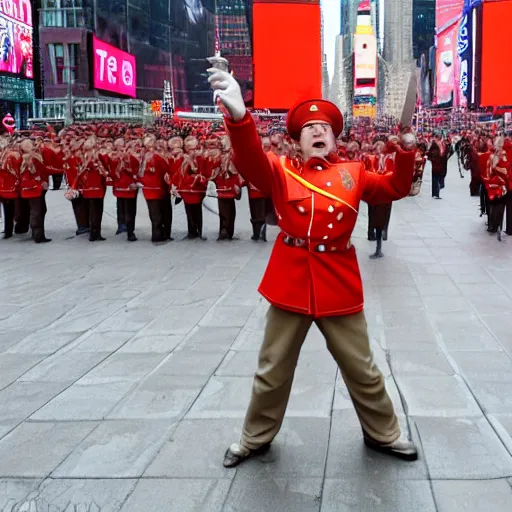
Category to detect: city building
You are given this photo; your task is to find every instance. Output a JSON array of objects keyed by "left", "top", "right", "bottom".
[
  {"left": 0, "top": 0, "right": 35, "bottom": 129},
  {"left": 413, "top": 0, "right": 435, "bottom": 62},
  {"left": 36, "top": 0, "right": 217, "bottom": 107}
]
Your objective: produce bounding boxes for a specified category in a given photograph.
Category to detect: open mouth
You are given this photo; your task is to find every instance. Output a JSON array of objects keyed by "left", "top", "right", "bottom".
[{"left": 313, "top": 142, "right": 326, "bottom": 149}]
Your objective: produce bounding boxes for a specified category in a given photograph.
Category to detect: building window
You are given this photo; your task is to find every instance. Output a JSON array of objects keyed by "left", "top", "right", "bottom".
[
  {"left": 42, "top": 0, "right": 86, "bottom": 28},
  {"left": 48, "top": 43, "right": 79, "bottom": 85}
]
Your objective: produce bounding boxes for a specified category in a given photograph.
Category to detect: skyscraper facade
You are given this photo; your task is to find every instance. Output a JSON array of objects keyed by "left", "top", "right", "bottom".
[{"left": 412, "top": 0, "right": 435, "bottom": 62}]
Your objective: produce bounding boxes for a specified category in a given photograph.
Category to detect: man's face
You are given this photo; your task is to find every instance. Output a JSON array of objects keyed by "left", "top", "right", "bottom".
[{"left": 299, "top": 122, "right": 336, "bottom": 161}]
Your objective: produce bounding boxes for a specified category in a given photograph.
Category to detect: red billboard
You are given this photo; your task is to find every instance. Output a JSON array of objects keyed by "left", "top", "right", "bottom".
[
  {"left": 253, "top": 0, "right": 322, "bottom": 110},
  {"left": 92, "top": 36, "right": 136, "bottom": 98},
  {"left": 436, "top": 0, "right": 464, "bottom": 32},
  {"left": 0, "top": 0, "right": 33, "bottom": 79},
  {"left": 480, "top": 0, "right": 512, "bottom": 107}
]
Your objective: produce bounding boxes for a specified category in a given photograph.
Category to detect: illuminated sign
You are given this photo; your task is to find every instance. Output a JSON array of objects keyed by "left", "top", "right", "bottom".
[
  {"left": 0, "top": 0, "right": 33, "bottom": 79},
  {"left": 92, "top": 35, "right": 136, "bottom": 98}
]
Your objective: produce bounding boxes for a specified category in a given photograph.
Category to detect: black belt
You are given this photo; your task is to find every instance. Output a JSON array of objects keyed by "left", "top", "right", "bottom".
[{"left": 282, "top": 235, "right": 351, "bottom": 253}]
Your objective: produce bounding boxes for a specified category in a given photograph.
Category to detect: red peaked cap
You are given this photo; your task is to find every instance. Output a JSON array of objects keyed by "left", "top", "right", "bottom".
[{"left": 287, "top": 99, "right": 344, "bottom": 141}]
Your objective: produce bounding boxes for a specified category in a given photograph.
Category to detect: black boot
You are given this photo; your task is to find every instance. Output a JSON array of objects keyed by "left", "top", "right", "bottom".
[
  {"left": 370, "top": 230, "right": 384, "bottom": 259},
  {"left": 128, "top": 232, "right": 138, "bottom": 242},
  {"left": 260, "top": 224, "right": 267, "bottom": 242}
]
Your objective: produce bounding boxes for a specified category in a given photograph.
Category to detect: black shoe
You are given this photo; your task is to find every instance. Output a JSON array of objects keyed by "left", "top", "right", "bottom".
[
  {"left": 223, "top": 443, "right": 271, "bottom": 468},
  {"left": 3, "top": 233, "right": 13, "bottom": 240},
  {"left": 116, "top": 224, "right": 127, "bottom": 235},
  {"left": 128, "top": 233, "right": 138, "bottom": 242},
  {"left": 370, "top": 251, "right": 384, "bottom": 259},
  {"left": 251, "top": 234, "right": 260, "bottom": 241},
  {"left": 89, "top": 235, "right": 106, "bottom": 242},
  {"left": 35, "top": 237, "right": 52, "bottom": 244},
  {"left": 76, "top": 227, "right": 90, "bottom": 236}
]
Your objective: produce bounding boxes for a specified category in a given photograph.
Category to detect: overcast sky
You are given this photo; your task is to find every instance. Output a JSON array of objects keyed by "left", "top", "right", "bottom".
[{"left": 321, "top": 0, "right": 341, "bottom": 83}]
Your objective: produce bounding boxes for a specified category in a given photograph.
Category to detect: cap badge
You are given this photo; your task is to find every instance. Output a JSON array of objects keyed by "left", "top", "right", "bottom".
[{"left": 310, "top": 105, "right": 319, "bottom": 112}]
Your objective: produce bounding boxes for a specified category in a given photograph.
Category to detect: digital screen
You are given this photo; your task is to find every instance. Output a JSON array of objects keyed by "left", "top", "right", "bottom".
[
  {"left": 436, "top": 0, "right": 464, "bottom": 32},
  {"left": 92, "top": 35, "right": 137, "bottom": 98},
  {"left": 0, "top": 0, "right": 33, "bottom": 79},
  {"left": 480, "top": 1, "right": 512, "bottom": 107},
  {"left": 253, "top": 0, "right": 322, "bottom": 110}
]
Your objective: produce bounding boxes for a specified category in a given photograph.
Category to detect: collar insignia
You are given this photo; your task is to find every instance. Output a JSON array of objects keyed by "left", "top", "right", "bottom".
[{"left": 309, "top": 105, "right": 319, "bottom": 112}]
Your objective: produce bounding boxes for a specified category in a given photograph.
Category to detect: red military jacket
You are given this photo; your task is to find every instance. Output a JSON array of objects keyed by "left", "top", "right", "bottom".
[
  {"left": 215, "top": 171, "right": 242, "bottom": 199},
  {"left": 20, "top": 151, "right": 48, "bottom": 199},
  {"left": 139, "top": 151, "right": 168, "bottom": 200},
  {"left": 178, "top": 155, "right": 207, "bottom": 204},
  {"left": 41, "top": 143, "right": 64, "bottom": 175},
  {"left": 78, "top": 152, "right": 107, "bottom": 199},
  {"left": 227, "top": 113, "right": 415, "bottom": 318},
  {"left": 0, "top": 148, "right": 22, "bottom": 199},
  {"left": 104, "top": 152, "right": 138, "bottom": 199}
]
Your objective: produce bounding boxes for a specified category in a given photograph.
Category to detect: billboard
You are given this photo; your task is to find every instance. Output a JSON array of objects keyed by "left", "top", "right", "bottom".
[
  {"left": 0, "top": 0, "right": 33, "bottom": 79},
  {"left": 436, "top": 0, "right": 464, "bottom": 32},
  {"left": 435, "top": 22, "right": 460, "bottom": 106},
  {"left": 480, "top": 1, "right": 512, "bottom": 107},
  {"left": 253, "top": 0, "right": 322, "bottom": 110},
  {"left": 92, "top": 36, "right": 136, "bottom": 98}
]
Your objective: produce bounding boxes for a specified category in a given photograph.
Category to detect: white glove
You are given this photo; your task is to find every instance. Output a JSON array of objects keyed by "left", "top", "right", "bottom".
[
  {"left": 207, "top": 61, "right": 246, "bottom": 122},
  {"left": 401, "top": 130, "right": 417, "bottom": 151}
]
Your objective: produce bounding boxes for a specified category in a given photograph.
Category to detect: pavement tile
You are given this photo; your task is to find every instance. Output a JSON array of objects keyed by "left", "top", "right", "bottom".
[
  {"left": 7, "top": 331, "right": 83, "bottom": 355},
  {"left": 0, "top": 354, "right": 46, "bottom": 389},
  {"left": 19, "top": 351, "right": 110, "bottom": 383},
  {"left": 30, "top": 381, "right": 136, "bottom": 421},
  {"left": 0, "top": 422, "right": 98, "bottom": 477},
  {"left": 53, "top": 420, "right": 174, "bottom": 478},
  {"left": 389, "top": 350, "right": 454, "bottom": 376},
  {"left": 326, "top": 411, "right": 428, "bottom": 480},
  {"left": 0, "top": 331, "right": 32, "bottom": 353},
  {"left": 77, "top": 353, "right": 167, "bottom": 385},
  {"left": 117, "top": 335, "right": 184, "bottom": 353},
  {"left": 21, "top": 478, "right": 137, "bottom": 512},
  {"left": 433, "top": 479, "right": 512, "bottom": 512},
  {"left": 63, "top": 331, "right": 135, "bottom": 353},
  {"left": 180, "top": 326, "right": 241, "bottom": 352},
  {"left": 0, "top": 479, "right": 42, "bottom": 512},
  {"left": 395, "top": 375, "right": 481, "bottom": 417},
  {"left": 153, "top": 350, "right": 225, "bottom": 376},
  {"left": 120, "top": 479, "right": 231, "bottom": 512},
  {"left": 107, "top": 374, "right": 203, "bottom": 420},
  {"left": 0, "top": 381, "right": 70, "bottom": 422},
  {"left": 321, "top": 479, "right": 436, "bottom": 512},
  {"left": 224, "top": 475, "right": 322, "bottom": 512},
  {"left": 145, "top": 418, "right": 242, "bottom": 478},
  {"left": 199, "top": 305, "right": 254, "bottom": 328},
  {"left": 415, "top": 416, "right": 512, "bottom": 479}
]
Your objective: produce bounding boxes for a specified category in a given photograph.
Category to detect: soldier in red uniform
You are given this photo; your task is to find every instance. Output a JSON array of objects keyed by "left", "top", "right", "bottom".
[
  {"left": 19, "top": 139, "right": 51, "bottom": 243},
  {"left": 247, "top": 138, "right": 269, "bottom": 242},
  {"left": 139, "top": 135, "right": 171, "bottom": 243},
  {"left": 104, "top": 139, "right": 139, "bottom": 242},
  {"left": 0, "top": 138, "right": 22, "bottom": 239},
  {"left": 213, "top": 137, "right": 242, "bottom": 240},
  {"left": 63, "top": 138, "right": 90, "bottom": 235},
  {"left": 179, "top": 136, "right": 208, "bottom": 239},
  {"left": 208, "top": 62, "right": 418, "bottom": 467},
  {"left": 77, "top": 136, "right": 107, "bottom": 242}
]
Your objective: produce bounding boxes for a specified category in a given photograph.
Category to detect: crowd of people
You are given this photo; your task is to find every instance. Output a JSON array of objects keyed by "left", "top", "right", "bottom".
[{"left": 0, "top": 118, "right": 510, "bottom": 247}]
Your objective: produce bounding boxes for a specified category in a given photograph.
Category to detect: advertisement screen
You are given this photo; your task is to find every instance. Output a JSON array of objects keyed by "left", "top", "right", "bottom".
[
  {"left": 253, "top": 0, "right": 322, "bottom": 110},
  {"left": 354, "top": 33, "right": 377, "bottom": 82},
  {"left": 92, "top": 36, "right": 136, "bottom": 98},
  {"left": 0, "top": 0, "right": 33, "bottom": 79},
  {"left": 435, "top": 22, "right": 460, "bottom": 106},
  {"left": 436, "top": 0, "right": 464, "bottom": 32},
  {"left": 481, "top": 1, "right": 512, "bottom": 107}
]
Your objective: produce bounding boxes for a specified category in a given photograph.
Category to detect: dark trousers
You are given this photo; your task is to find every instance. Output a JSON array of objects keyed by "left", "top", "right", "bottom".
[
  {"left": 52, "top": 174, "right": 64, "bottom": 190},
  {"left": 117, "top": 197, "right": 126, "bottom": 232},
  {"left": 368, "top": 203, "right": 392, "bottom": 241},
  {"left": 432, "top": 173, "right": 442, "bottom": 198},
  {"left": 488, "top": 197, "right": 506, "bottom": 233},
  {"left": 72, "top": 195, "right": 90, "bottom": 230},
  {"left": 88, "top": 198, "right": 104, "bottom": 239},
  {"left": 218, "top": 198, "right": 236, "bottom": 239},
  {"left": 1, "top": 199, "right": 15, "bottom": 237},
  {"left": 249, "top": 197, "right": 266, "bottom": 239},
  {"left": 480, "top": 185, "right": 488, "bottom": 216},
  {"left": 162, "top": 196, "right": 173, "bottom": 240},
  {"left": 184, "top": 203, "right": 203, "bottom": 238},
  {"left": 14, "top": 198, "right": 30, "bottom": 233},
  {"left": 147, "top": 199, "right": 164, "bottom": 242},
  {"left": 118, "top": 196, "right": 137, "bottom": 236},
  {"left": 29, "top": 192, "right": 48, "bottom": 242}
]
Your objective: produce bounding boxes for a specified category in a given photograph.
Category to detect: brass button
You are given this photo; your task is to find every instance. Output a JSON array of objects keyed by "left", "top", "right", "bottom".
[
  {"left": 323, "top": 235, "right": 329, "bottom": 240},
  {"left": 297, "top": 206, "right": 306, "bottom": 213},
  {"left": 326, "top": 182, "right": 332, "bottom": 187},
  {"left": 327, "top": 223, "right": 333, "bottom": 229},
  {"left": 317, "top": 244, "right": 326, "bottom": 253},
  {"left": 337, "top": 212, "right": 344, "bottom": 221},
  {"left": 328, "top": 205, "right": 335, "bottom": 213}
]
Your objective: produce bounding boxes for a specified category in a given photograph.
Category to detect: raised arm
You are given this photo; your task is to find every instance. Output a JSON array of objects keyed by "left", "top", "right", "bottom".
[{"left": 361, "top": 148, "right": 416, "bottom": 205}]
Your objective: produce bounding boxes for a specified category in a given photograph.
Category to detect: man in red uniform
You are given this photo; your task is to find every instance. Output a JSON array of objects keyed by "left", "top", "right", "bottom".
[
  {"left": 247, "top": 137, "right": 269, "bottom": 242},
  {"left": 208, "top": 61, "right": 418, "bottom": 467},
  {"left": 0, "top": 138, "right": 22, "bottom": 238},
  {"left": 19, "top": 138, "right": 51, "bottom": 243}
]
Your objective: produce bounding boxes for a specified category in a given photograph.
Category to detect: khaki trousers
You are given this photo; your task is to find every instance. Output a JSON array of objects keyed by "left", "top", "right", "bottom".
[{"left": 241, "top": 306, "right": 400, "bottom": 450}]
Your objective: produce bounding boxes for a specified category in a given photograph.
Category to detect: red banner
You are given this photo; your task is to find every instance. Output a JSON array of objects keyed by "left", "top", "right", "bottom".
[{"left": 436, "top": 0, "right": 464, "bottom": 32}]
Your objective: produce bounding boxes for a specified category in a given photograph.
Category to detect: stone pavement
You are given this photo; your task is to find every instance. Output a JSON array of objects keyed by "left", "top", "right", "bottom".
[{"left": 1, "top": 159, "right": 512, "bottom": 512}]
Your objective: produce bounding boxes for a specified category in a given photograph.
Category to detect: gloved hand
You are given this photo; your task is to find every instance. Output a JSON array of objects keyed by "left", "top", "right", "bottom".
[
  {"left": 207, "top": 58, "right": 246, "bottom": 122},
  {"left": 400, "top": 128, "right": 417, "bottom": 151}
]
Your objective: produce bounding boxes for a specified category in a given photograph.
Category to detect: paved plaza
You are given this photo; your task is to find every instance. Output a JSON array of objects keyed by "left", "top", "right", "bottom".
[{"left": 1, "top": 160, "right": 512, "bottom": 511}]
